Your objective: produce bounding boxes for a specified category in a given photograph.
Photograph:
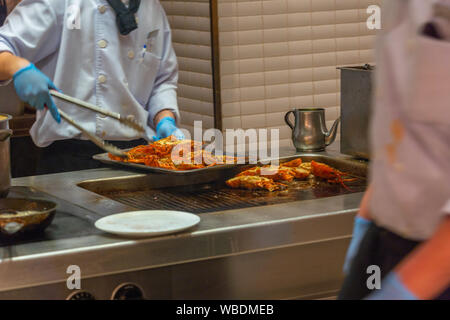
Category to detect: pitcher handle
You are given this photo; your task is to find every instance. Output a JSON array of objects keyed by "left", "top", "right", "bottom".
[{"left": 284, "top": 111, "right": 295, "bottom": 130}]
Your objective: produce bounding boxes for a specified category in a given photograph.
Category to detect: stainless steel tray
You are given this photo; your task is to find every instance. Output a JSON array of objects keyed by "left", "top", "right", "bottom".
[{"left": 93, "top": 151, "right": 245, "bottom": 175}]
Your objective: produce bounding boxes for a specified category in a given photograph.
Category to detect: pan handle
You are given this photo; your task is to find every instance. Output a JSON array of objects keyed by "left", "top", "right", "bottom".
[
  {"left": 0, "top": 129, "right": 12, "bottom": 142},
  {"left": 1, "top": 222, "right": 24, "bottom": 235}
]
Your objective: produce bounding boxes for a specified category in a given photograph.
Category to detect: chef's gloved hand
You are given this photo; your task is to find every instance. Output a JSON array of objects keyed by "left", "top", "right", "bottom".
[
  {"left": 343, "top": 216, "right": 372, "bottom": 275},
  {"left": 13, "top": 63, "right": 61, "bottom": 123},
  {"left": 365, "top": 272, "right": 418, "bottom": 300},
  {"left": 153, "top": 117, "right": 184, "bottom": 141}
]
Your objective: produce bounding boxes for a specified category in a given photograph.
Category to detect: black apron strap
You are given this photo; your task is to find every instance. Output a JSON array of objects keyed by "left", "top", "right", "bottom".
[
  {"left": 10, "top": 138, "right": 149, "bottom": 178},
  {"left": 106, "top": 0, "right": 141, "bottom": 35},
  {"left": 0, "top": 0, "right": 7, "bottom": 26}
]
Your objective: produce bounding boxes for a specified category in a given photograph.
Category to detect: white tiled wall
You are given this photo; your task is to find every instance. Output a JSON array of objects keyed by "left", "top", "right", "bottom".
[
  {"left": 160, "top": 0, "right": 215, "bottom": 133},
  {"left": 218, "top": 0, "right": 382, "bottom": 147}
]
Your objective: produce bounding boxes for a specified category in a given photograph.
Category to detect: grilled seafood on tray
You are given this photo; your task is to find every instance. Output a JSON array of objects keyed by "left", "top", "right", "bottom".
[
  {"left": 108, "top": 136, "right": 239, "bottom": 171},
  {"left": 226, "top": 158, "right": 356, "bottom": 192}
]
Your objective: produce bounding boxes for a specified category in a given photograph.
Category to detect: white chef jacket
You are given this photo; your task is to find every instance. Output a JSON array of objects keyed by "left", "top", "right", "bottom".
[
  {"left": 370, "top": 0, "right": 450, "bottom": 240},
  {"left": 0, "top": 0, "right": 180, "bottom": 146}
]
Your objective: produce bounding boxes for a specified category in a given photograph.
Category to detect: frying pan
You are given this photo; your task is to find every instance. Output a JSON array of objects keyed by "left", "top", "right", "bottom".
[{"left": 0, "top": 198, "right": 57, "bottom": 239}]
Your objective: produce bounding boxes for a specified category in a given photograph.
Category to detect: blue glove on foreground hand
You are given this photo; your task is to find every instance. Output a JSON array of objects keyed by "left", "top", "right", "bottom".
[
  {"left": 365, "top": 272, "right": 418, "bottom": 300},
  {"left": 13, "top": 63, "right": 60, "bottom": 123},
  {"left": 343, "top": 216, "right": 372, "bottom": 275},
  {"left": 153, "top": 117, "right": 185, "bottom": 141}
]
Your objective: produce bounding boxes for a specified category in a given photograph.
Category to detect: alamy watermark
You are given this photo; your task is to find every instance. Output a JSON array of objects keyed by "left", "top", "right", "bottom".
[
  {"left": 367, "top": 5, "right": 382, "bottom": 30},
  {"left": 66, "top": 4, "right": 382, "bottom": 32},
  {"left": 66, "top": 265, "right": 81, "bottom": 290},
  {"left": 172, "top": 121, "right": 280, "bottom": 173},
  {"left": 366, "top": 265, "right": 382, "bottom": 290},
  {"left": 66, "top": 4, "right": 81, "bottom": 30}
]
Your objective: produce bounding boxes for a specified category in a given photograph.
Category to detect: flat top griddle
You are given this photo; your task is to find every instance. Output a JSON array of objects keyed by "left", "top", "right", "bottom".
[
  {"left": 100, "top": 179, "right": 367, "bottom": 214},
  {"left": 82, "top": 155, "right": 368, "bottom": 214}
]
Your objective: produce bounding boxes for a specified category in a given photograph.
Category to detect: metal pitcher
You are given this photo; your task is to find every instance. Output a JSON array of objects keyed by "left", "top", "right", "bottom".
[
  {"left": 285, "top": 108, "right": 340, "bottom": 152},
  {"left": 0, "top": 113, "right": 12, "bottom": 198}
]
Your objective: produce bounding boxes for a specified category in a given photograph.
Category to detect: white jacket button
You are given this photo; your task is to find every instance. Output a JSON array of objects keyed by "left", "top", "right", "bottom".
[
  {"left": 98, "top": 75, "right": 107, "bottom": 84},
  {"left": 98, "top": 40, "right": 108, "bottom": 48}
]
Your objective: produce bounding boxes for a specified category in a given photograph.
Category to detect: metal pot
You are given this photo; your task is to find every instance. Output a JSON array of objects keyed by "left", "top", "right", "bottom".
[{"left": 0, "top": 113, "right": 12, "bottom": 198}]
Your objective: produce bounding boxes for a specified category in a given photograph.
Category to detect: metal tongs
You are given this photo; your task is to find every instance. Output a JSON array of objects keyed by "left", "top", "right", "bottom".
[{"left": 50, "top": 90, "right": 146, "bottom": 158}]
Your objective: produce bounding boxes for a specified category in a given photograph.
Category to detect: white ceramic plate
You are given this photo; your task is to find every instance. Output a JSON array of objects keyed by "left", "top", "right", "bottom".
[{"left": 95, "top": 210, "right": 200, "bottom": 238}]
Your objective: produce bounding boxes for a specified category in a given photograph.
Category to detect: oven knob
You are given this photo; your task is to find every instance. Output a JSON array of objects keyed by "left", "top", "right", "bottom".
[
  {"left": 66, "top": 290, "right": 95, "bottom": 300},
  {"left": 111, "top": 283, "right": 145, "bottom": 300}
]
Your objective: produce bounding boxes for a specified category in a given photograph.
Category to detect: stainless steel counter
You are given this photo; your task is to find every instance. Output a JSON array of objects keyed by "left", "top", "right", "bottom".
[{"left": 0, "top": 146, "right": 367, "bottom": 299}]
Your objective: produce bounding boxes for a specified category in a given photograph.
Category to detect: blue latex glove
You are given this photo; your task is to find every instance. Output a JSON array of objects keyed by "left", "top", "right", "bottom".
[
  {"left": 343, "top": 216, "right": 372, "bottom": 274},
  {"left": 365, "top": 272, "right": 418, "bottom": 300},
  {"left": 13, "top": 63, "right": 61, "bottom": 123},
  {"left": 153, "top": 117, "right": 184, "bottom": 141}
]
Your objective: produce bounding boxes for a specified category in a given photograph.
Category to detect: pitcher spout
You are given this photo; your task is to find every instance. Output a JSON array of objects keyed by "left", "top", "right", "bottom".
[{"left": 325, "top": 117, "right": 341, "bottom": 146}]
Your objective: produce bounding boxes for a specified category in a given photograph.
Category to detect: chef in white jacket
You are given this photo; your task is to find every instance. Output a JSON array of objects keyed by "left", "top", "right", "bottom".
[
  {"left": 339, "top": 0, "right": 450, "bottom": 299},
  {"left": 0, "top": 0, "right": 184, "bottom": 174}
]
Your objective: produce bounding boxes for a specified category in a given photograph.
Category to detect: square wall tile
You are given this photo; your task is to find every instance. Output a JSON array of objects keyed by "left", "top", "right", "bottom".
[
  {"left": 265, "top": 97, "right": 291, "bottom": 113},
  {"left": 241, "top": 114, "right": 267, "bottom": 129},
  {"left": 239, "top": 72, "right": 265, "bottom": 87},
  {"left": 223, "top": 116, "right": 242, "bottom": 130},
  {"left": 263, "top": 0, "right": 288, "bottom": 15},
  {"left": 222, "top": 102, "right": 241, "bottom": 117},
  {"left": 237, "top": 1, "right": 263, "bottom": 17},
  {"left": 312, "top": 0, "right": 335, "bottom": 12},
  {"left": 239, "top": 58, "right": 264, "bottom": 73},
  {"left": 287, "top": 0, "right": 311, "bottom": 12},
  {"left": 239, "top": 44, "right": 264, "bottom": 59},
  {"left": 241, "top": 100, "right": 265, "bottom": 115}
]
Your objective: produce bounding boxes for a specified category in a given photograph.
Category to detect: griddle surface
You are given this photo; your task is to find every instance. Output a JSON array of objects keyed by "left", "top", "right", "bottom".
[{"left": 100, "top": 178, "right": 367, "bottom": 214}]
